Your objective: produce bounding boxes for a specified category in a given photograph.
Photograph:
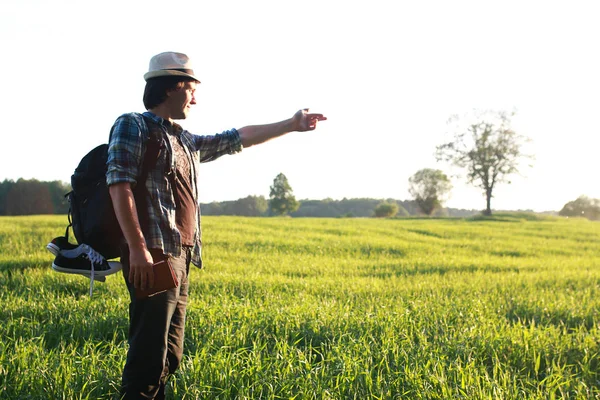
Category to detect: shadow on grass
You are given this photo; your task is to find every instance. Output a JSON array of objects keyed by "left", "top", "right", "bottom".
[
  {"left": 2, "top": 299, "right": 128, "bottom": 349},
  {"left": 358, "top": 263, "right": 522, "bottom": 278},
  {"left": 504, "top": 303, "right": 596, "bottom": 332},
  {"left": 467, "top": 212, "right": 556, "bottom": 223},
  {"left": 185, "top": 313, "right": 336, "bottom": 367},
  {"left": 394, "top": 216, "right": 456, "bottom": 221},
  {"left": 2, "top": 270, "right": 129, "bottom": 349},
  {"left": 0, "top": 266, "right": 108, "bottom": 296},
  {"left": 490, "top": 250, "right": 527, "bottom": 258},
  {"left": 358, "top": 245, "right": 406, "bottom": 258},
  {"left": 407, "top": 229, "right": 445, "bottom": 239},
  {"left": 0, "top": 258, "right": 51, "bottom": 272}
]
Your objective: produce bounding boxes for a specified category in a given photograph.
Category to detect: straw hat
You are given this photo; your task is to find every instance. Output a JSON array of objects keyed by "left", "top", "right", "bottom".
[{"left": 143, "top": 51, "right": 200, "bottom": 83}]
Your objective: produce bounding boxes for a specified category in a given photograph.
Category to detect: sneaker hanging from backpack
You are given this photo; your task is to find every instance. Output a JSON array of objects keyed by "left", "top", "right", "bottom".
[{"left": 51, "top": 244, "right": 122, "bottom": 297}]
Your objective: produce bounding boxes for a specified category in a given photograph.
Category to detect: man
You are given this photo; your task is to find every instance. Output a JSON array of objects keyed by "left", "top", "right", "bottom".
[{"left": 106, "top": 51, "right": 326, "bottom": 399}]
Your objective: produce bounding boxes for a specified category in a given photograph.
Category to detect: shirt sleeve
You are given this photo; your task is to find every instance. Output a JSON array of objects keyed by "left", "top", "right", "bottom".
[
  {"left": 106, "top": 113, "right": 145, "bottom": 186},
  {"left": 190, "top": 128, "right": 243, "bottom": 163}
]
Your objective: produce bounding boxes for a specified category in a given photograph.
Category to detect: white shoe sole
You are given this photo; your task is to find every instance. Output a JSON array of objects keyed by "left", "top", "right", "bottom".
[
  {"left": 46, "top": 243, "right": 60, "bottom": 256},
  {"left": 46, "top": 243, "right": 81, "bottom": 257},
  {"left": 51, "top": 261, "right": 122, "bottom": 277}
]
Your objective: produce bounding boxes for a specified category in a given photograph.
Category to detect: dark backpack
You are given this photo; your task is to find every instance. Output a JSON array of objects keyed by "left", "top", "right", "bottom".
[{"left": 65, "top": 115, "right": 162, "bottom": 260}]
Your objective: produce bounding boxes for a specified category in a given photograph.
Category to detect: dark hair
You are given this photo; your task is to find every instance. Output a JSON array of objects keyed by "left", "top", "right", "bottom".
[{"left": 143, "top": 76, "right": 196, "bottom": 110}]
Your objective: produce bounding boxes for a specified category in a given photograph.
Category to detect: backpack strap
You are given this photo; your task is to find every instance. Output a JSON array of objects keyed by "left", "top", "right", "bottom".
[
  {"left": 65, "top": 207, "right": 73, "bottom": 239},
  {"left": 138, "top": 115, "right": 163, "bottom": 181},
  {"left": 134, "top": 115, "right": 165, "bottom": 238}
]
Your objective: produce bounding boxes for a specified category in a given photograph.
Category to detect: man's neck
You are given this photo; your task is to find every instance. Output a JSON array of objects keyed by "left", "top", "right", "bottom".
[{"left": 148, "top": 105, "right": 173, "bottom": 122}]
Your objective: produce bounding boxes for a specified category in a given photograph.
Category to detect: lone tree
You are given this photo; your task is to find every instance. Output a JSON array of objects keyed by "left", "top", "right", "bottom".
[
  {"left": 408, "top": 168, "right": 452, "bottom": 216},
  {"left": 269, "top": 173, "right": 299, "bottom": 216},
  {"left": 435, "top": 110, "right": 532, "bottom": 216}
]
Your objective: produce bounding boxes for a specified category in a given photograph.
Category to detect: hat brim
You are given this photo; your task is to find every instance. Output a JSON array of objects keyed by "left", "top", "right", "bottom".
[{"left": 144, "top": 69, "right": 201, "bottom": 83}]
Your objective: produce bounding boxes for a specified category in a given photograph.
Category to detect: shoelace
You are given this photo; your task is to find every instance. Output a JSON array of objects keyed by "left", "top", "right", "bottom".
[{"left": 81, "top": 245, "right": 106, "bottom": 298}]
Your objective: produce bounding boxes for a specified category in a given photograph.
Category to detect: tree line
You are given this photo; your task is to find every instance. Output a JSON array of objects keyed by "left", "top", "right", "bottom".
[
  {"left": 0, "top": 176, "right": 479, "bottom": 218},
  {"left": 1, "top": 176, "right": 597, "bottom": 220},
  {"left": 201, "top": 194, "right": 480, "bottom": 219},
  {"left": 2, "top": 109, "right": 597, "bottom": 220},
  {"left": 0, "top": 179, "right": 70, "bottom": 215}
]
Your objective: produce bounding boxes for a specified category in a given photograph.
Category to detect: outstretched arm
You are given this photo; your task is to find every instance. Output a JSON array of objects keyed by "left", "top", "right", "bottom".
[{"left": 238, "top": 108, "right": 327, "bottom": 148}]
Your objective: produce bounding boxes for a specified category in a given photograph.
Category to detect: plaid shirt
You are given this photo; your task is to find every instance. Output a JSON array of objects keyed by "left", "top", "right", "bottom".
[{"left": 106, "top": 111, "right": 242, "bottom": 267}]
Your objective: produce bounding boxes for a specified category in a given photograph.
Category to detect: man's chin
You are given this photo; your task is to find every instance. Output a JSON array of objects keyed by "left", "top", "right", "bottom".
[{"left": 173, "top": 113, "right": 189, "bottom": 120}]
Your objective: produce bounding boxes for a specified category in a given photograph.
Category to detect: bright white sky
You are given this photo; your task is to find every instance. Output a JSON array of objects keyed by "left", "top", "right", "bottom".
[{"left": 1, "top": 0, "right": 599, "bottom": 212}]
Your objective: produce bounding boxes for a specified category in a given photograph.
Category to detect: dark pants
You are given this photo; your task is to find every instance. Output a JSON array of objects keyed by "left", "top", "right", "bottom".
[{"left": 120, "top": 246, "right": 191, "bottom": 400}]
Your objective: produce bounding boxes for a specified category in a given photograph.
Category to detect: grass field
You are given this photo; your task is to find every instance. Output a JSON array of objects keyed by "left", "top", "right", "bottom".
[{"left": 1, "top": 213, "right": 599, "bottom": 399}]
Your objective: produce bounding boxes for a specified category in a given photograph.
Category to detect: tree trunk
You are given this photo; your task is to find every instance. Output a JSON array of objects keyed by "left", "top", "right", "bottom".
[{"left": 483, "top": 189, "right": 492, "bottom": 216}]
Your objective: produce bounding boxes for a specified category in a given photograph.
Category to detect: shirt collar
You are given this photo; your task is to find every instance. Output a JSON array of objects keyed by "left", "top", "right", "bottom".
[{"left": 143, "top": 111, "right": 183, "bottom": 135}]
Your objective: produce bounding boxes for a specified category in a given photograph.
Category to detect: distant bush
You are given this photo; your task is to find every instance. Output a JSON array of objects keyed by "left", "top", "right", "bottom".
[
  {"left": 374, "top": 202, "right": 398, "bottom": 218},
  {"left": 559, "top": 196, "right": 600, "bottom": 221}
]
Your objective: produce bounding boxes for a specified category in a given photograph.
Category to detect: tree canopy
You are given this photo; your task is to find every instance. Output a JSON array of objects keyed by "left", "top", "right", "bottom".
[
  {"left": 374, "top": 202, "right": 399, "bottom": 218},
  {"left": 408, "top": 168, "right": 452, "bottom": 216},
  {"left": 268, "top": 173, "right": 299, "bottom": 216},
  {"left": 436, "top": 110, "right": 532, "bottom": 216},
  {"left": 559, "top": 196, "right": 600, "bottom": 221}
]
